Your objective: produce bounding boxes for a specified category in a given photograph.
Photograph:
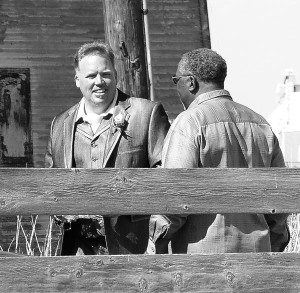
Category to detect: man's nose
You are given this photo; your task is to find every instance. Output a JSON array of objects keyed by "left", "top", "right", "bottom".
[{"left": 95, "top": 74, "right": 104, "bottom": 85}]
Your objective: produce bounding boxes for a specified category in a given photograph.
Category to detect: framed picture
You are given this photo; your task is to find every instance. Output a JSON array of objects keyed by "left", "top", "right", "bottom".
[{"left": 0, "top": 68, "right": 33, "bottom": 167}]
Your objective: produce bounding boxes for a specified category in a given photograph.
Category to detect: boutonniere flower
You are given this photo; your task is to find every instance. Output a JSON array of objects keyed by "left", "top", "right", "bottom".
[{"left": 112, "top": 106, "right": 129, "bottom": 134}]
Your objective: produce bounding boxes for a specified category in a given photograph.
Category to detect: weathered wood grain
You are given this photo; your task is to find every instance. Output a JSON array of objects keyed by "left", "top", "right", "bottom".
[
  {"left": 0, "top": 168, "right": 299, "bottom": 216},
  {"left": 0, "top": 167, "right": 298, "bottom": 293},
  {"left": 0, "top": 253, "right": 299, "bottom": 292},
  {"left": 0, "top": 251, "right": 26, "bottom": 257},
  {"left": 103, "top": 0, "right": 149, "bottom": 100}
]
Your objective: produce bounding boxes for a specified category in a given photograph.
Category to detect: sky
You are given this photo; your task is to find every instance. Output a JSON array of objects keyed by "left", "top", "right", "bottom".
[{"left": 207, "top": 0, "right": 300, "bottom": 119}]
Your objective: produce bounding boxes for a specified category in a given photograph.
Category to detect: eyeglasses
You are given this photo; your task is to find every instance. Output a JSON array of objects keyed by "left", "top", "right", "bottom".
[{"left": 172, "top": 75, "right": 192, "bottom": 84}]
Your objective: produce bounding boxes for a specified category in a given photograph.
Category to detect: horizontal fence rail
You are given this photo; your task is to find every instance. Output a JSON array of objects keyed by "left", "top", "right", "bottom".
[
  {"left": 0, "top": 168, "right": 299, "bottom": 215},
  {"left": 0, "top": 253, "right": 299, "bottom": 292},
  {"left": 0, "top": 168, "right": 299, "bottom": 292}
]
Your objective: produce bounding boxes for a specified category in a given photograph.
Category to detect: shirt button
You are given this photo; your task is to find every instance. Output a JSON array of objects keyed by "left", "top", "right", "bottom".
[{"left": 92, "top": 157, "right": 98, "bottom": 162}]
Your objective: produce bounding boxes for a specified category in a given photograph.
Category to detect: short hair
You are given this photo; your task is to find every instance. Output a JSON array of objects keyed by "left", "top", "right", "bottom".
[
  {"left": 73, "top": 40, "right": 115, "bottom": 71},
  {"left": 178, "top": 48, "right": 227, "bottom": 84}
]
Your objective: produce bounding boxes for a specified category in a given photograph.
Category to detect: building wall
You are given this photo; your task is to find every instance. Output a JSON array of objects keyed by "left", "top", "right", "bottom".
[
  {"left": 279, "top": 131, "right": 300, "bottom": 167},
  {"left": 0, "top": 0, "right": 104, "bottom": 167},
  {"left": 0, "top": 0, "right": 209, "bottom": 168},
  {"left": 0, "top": 0, "right": 105, "bottom": 255},
  {"left": 147, "top": 0, "right": 210, "bottom": 120},
  {"left": 0, "top": 0, "right": 209, "bottom": 255},
  {"left": 268, "top": 90, "right": 300, "bottom": 167}
]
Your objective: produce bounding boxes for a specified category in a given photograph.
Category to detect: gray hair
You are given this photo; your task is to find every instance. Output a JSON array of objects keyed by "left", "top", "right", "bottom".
[{"left": 178, "top": 48, "right": 227, "bottom": 84}]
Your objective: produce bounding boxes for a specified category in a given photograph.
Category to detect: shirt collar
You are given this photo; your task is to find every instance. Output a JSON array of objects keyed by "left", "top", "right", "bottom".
[
  {"left": 76, "top": 89, "right": 118, "bottom": 123},
  {"left": 189, "top": 89, "right": 232, "bottom": 109}
]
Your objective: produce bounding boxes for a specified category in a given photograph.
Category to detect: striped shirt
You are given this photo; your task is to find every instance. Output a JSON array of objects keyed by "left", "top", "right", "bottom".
[
  {"left": 153, "top": 90, "right": 289, "bottom": 253},
  {"left": 162, "top": 90, "right": 285, "bottom": 168}
]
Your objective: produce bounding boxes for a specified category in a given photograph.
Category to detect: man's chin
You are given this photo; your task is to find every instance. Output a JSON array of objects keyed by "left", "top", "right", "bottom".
[
  {"left": 92, "top": 93, "right": 106, "bottom": 100},
  {"left": 91, "top": 95, "right": 108, "bottom": 105}
]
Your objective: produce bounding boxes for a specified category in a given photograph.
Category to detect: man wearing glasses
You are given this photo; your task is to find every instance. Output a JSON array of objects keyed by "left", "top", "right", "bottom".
[{"left": 149, "top": 48, "right": 290, "bottom": 254}]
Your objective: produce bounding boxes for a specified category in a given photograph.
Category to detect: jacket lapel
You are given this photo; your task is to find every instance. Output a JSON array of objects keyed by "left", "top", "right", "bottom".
[
  {"left": 63, "top": 104, "right": 79, "bottom": 168},
  {"left": 103, "top": 91, "right": 131, "bottom": 167}
]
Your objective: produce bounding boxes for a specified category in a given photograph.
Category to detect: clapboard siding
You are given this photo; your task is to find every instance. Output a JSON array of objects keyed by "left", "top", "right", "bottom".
[
  {"left": 0, "top": 0, "right": 104, "bottom": 255},
  {"left": 148, "top": 0, "right": 210, "bottom": 120},
  {"left": 0, "top": 0, "right": 209, "bottom": 254},
  {"left": 0, "top": 0, "right": 209, "bottom": 168},
  {"left": 0, "top": 0, "right": 104, "bottom": 169}
]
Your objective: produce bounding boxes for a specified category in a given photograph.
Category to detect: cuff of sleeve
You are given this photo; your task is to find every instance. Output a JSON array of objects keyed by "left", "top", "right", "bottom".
[{"left": 149, "top": 215, "right": 170, "bottom": 243}]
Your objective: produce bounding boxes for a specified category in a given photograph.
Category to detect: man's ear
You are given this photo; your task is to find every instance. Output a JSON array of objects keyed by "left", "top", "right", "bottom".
[
  {"left": 188, "top": 76, "right": 197, "bottom": 92},
  {"left": 74, "top": 74, "right": 80, "bottom": 88}
]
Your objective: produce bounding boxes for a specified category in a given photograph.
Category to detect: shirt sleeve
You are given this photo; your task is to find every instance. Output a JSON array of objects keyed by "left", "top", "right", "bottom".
[
  {"left": 149, "top": 214, "right": 187, "bottom": 254},
  {"left": 147, "top": 103, "right": 170, "bottom": 167},
  {"left": 150, "top": 113, "right": 198, "bottom": 253},
  {"left": 265, "top": 132, "right": 290, "bottom": 252},
  {"left": 162, "top": 113, "right": 200, "bottom": 168},
  {"left": 271, "top": 134, "right": 286, "bottom": 167}
]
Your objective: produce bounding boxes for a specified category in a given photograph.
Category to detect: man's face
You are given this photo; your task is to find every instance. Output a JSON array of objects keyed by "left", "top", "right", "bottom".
[
  {"left": 75, "top": 54, "right": 117, "bottom": 114},
  {"left": 175, "top": 68, "right": 190, "bottom": 110}
]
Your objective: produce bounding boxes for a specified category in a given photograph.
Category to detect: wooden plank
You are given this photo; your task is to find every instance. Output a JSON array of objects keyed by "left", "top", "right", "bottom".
[
  {"left": 0, "top": 168, "right": 299, "bottom": 215},
  {"left": 0, "top": 251, "right": 26, "bottom": 257},
  {"left": 0, "top": 253, "right": 299, "bottom": 292}
]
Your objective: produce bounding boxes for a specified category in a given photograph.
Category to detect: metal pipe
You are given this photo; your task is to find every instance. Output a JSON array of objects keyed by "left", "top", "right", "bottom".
[{"left": 142, "top": 0, "right": 155, "bottom": 101}]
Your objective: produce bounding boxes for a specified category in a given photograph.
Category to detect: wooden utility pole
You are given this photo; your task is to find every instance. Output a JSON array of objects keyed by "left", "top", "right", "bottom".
[
  {"left": 103, "top": 0, "right": 149, "bottom": 100},
  {"left": 198, "top": 0, "right": 211, "bottom": 48}
]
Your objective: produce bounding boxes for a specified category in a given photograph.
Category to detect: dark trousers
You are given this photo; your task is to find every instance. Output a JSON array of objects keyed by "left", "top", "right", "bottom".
[{"left": 60, "top": 219, "right": 108, "bottom": 255}]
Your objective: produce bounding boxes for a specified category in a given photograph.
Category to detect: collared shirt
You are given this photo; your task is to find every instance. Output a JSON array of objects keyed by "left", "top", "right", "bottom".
[
  {"left": 76, "top": 90, "right": 118, "bottom": 133},
  {"left": 73, "top": 90, "right": 118, "bottom": 168},
  {"left": 72, "top": 91, "right": 119, "bottom": 252},
  {"left": 162, "top": 89, "right": 285, "bottom": 168},
  {"left": 154, "top": 89, "right": 289, "bottom": 254}
]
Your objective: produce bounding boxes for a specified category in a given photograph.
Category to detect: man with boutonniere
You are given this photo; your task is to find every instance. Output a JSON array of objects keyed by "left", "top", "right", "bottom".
[{"left": 45, "top": 40, "right": 170, "bottom": 255}]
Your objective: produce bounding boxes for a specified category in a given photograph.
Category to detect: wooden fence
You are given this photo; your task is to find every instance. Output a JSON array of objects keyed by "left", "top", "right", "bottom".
[{"left": 0, "top": 168, "right": 299, "bottom": 292}]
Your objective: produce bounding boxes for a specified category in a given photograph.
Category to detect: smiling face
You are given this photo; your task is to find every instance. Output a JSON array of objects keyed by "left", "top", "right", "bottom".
[{"left": 75, "top": 54, "right": 117, "bottom": 114}]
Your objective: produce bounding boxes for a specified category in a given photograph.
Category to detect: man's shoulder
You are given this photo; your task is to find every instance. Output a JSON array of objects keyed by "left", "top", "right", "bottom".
[
  {"left": 52, "top": 103, "right": 79, "bottom": 124},
  {"left": 122, "top": 96, "right": 163, "bottom": 116},
  {"left": 129, "top": 96, "right": 160, "bottom": 109},
  {"left": 230, "top": 100, "right": 270, "bottom": 125},
  {"left": 191, "top": 97, "right": 270, "bottom": 126},
  {"left": 117, "top": 90, "right": 161, "bottom": 111},
  {"left": 176, "top": 106, "right": 202, "bottom": 124},
  {"left": 170, "top": 110, "right": 197, "bottom": 134}
]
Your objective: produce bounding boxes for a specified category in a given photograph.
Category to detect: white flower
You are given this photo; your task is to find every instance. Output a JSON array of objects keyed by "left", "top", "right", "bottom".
[{"left": 113, "top": 106, "right": 128, "bottom": 133}]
